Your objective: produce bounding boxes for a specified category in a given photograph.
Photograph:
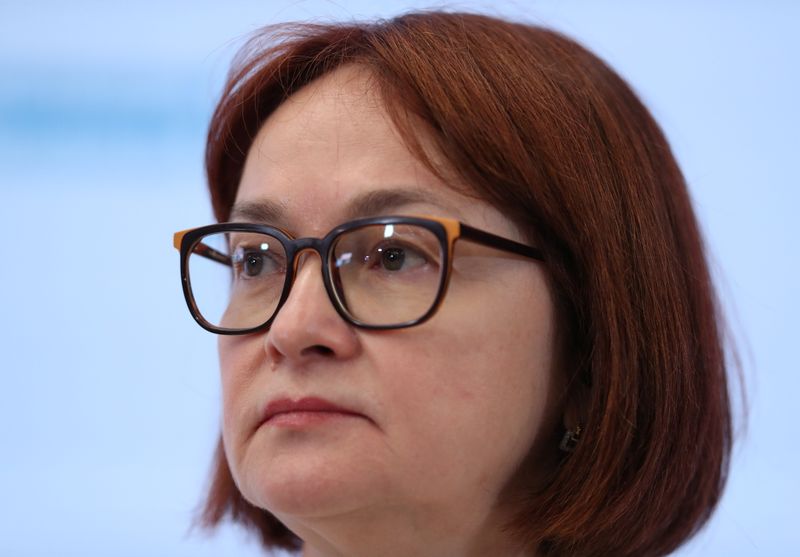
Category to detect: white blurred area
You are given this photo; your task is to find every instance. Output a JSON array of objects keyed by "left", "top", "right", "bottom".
[{"left": 1, "top": 1, "right": 797, "bottom": 555}]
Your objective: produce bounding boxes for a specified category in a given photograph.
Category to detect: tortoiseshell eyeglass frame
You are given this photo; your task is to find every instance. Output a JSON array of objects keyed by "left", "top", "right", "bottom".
[{"left": 173, "top": 215, "right": 545, "bottom": 334}]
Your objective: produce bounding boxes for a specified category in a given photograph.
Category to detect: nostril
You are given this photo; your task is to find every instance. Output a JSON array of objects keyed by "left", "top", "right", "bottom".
[{"left": 303, "top": 344, "right": 335, "bottom": 357}]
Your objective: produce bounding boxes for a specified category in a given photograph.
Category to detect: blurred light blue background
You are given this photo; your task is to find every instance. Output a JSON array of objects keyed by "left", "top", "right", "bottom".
[{"left": 1, "top": 1, "right": 797, "bottom": 555}]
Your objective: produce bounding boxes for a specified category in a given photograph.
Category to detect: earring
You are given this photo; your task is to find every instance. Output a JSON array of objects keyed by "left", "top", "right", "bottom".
[{"left": 559, "top": 425, "right": 582, "bottom": 452}]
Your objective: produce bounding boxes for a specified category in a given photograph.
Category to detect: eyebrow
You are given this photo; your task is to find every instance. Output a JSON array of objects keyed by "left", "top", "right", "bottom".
[
  {"left": 229, "top": 187, "right": 454, "bottom": 227},
  {"left": 344, "top": 188, "right": 448, "bottom": 219},
  {"left": 229, "top": 198, "right": 286, "bottom": 225}
]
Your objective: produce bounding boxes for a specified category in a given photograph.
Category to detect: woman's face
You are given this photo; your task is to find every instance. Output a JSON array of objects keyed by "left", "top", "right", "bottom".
[{"left": 218, "top": 65, "right": 562, "bottom": 546}]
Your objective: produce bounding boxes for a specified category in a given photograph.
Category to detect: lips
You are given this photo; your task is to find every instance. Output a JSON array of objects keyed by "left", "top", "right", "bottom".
[{"left": 262, "top": 396, "right": 366, "bottom": 425}]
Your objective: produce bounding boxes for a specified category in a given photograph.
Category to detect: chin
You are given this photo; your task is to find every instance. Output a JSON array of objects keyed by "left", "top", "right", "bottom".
[{"left": 236, "top": 443, "right": 391, "bottom": 519}]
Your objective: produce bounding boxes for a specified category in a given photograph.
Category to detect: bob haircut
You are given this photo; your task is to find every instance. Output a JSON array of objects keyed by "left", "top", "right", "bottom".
[{"left": 199, "top": 11, "right": 733, "bottom": 557}]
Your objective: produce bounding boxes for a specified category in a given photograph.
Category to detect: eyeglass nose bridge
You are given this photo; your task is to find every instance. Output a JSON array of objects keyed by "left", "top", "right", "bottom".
[
  {"left": 286, "top": 236, "right": 328, "bottom": 276},
  {"left": 276, "top": 236, "right": 346, "bottom": 323}
]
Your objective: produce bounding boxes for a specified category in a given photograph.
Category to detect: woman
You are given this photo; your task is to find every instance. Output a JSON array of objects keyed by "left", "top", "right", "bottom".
[{"left": 174, "top": 11, "right": 732, "bottom": 556}]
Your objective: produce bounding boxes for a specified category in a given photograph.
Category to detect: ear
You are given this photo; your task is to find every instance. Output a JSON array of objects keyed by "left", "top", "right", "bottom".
[{"left": 561, "top": 376, "right": 590, "bottom": 432}]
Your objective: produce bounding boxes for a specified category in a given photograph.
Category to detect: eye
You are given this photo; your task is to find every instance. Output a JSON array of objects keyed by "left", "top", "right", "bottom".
[
  {"left": 379, "top": 246, "right": 405, "bottom": 271},
  {"left": 370, "top": 243, "right": 428, "bottom": 272},
  {"left": 243, "top": 252, "right": 265, "bottom": 277},
  {"left": 231, "top": 245, "right": 284, "bottom": 279}
]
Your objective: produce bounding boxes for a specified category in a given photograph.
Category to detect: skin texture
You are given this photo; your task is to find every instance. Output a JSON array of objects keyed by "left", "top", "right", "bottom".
[{"left": 218, "top": 65, "right": 562, "bottom": 557}]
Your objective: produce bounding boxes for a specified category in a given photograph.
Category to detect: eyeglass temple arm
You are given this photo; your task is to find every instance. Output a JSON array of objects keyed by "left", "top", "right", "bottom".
[
  {"left": 173, "top": 230, "right": 232, "bottom": 266},
  {"left": 458, "top": 224, "right": 545, "bottom": 261},
  {"left": 193, "top": 243, "right": 232, "bottom": 266}
]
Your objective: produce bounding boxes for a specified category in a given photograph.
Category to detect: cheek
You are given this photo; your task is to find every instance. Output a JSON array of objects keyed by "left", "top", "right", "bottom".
[
  {"left": 217, "top": 335, "right": 264, "bottom": 451},
  {"left": 428, "top": 273, "right": 557, "bottom": 414},
  {"left": 370, "top": 283, "right": 559, "bottom": 492}
]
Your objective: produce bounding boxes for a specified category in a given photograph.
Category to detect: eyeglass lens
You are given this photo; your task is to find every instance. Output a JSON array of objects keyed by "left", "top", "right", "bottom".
[{"left": 186, "top": 223, "right": 444, "bottom": 330}]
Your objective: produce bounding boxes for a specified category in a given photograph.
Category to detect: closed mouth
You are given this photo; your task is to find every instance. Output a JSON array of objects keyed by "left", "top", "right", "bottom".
[{"left": 262, "top": 396, "right": 367, "bottom": 424}]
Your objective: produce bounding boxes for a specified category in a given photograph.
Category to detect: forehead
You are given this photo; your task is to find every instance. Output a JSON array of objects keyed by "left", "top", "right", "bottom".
[
  {"left": 233, "top": 65, "right": 517, "bottom": 240},
  {"left": 234, "top": 66, "right": 448, "bottom": 225}
]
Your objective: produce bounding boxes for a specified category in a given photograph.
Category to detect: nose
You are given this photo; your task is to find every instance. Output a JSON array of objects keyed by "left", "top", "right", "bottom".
[{"left": 264, "top": 249, "right": 360, "bottom": 367}]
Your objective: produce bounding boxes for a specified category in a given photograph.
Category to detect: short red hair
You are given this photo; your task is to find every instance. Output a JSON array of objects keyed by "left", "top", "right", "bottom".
[{"left": 200, "top": 12, "right": 733, "bottom": 556}]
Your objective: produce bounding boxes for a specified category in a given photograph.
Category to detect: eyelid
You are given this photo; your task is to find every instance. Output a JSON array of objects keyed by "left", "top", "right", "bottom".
[
  {"left": 372, "top": 237, "right": 440, "bottom": 265},
  {"left": 230, "top": 242, "right": 287, "bottom": 268}
]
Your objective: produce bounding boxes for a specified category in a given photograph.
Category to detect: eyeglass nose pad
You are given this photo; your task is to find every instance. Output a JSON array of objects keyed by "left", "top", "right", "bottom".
[
  {"left": 292, "top": 247, "right": 322, "bottom": 275},
  {"left": 288, "top": 246, "right": 331, "bottom": 294},
  {"left": 289, "top": 244, "right": 347, "bottom": 314}
]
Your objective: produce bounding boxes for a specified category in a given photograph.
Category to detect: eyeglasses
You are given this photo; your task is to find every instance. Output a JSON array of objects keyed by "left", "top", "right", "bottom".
[{"left": 173, "top": 215, "right": 544, "bottom": 334}]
